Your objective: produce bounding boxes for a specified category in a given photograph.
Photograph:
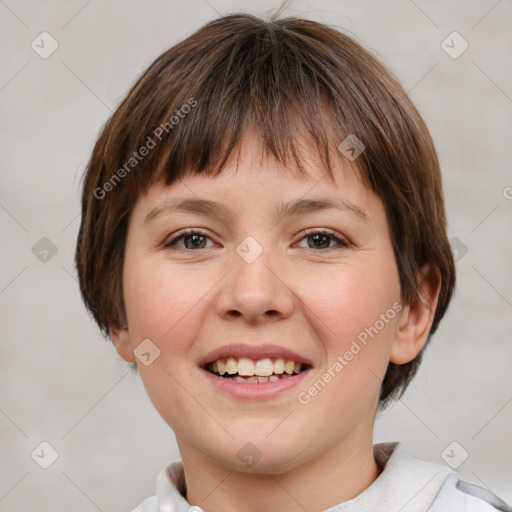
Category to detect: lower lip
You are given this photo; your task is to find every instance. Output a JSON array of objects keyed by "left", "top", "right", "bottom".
[{"left": 200, "top": 368, "right": 310, "bottom": 399}]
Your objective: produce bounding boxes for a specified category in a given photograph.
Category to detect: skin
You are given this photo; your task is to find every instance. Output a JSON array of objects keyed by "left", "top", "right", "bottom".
[{"left": 110, "top": 133, "right": 441, "bottom": 512}]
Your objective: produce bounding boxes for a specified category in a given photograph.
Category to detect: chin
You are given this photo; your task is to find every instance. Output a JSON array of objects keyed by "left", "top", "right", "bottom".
[
  {"left": 214, "top": 452, "right": 304, "bottom": 475},
  {"left": 208, "top": 435, "right": 309, "bottom": 475}
]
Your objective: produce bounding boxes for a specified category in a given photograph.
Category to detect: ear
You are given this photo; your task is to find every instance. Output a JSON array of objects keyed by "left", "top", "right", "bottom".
[
  {"left": 109, "top": 321, "right": 136, "bottom": 363},
  {"left": 390, "top": 265, "right": 442, "bottom": 365}
]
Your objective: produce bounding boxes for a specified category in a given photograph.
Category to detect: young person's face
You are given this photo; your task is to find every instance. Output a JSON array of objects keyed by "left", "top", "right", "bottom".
[{"left": 112, "top": 133, "right": 412, "bottom": 473}]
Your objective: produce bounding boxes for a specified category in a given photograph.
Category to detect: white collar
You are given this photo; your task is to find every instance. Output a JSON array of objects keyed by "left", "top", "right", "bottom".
[{"left": 144, "top": 443, "right": 455, "bottom": 512}]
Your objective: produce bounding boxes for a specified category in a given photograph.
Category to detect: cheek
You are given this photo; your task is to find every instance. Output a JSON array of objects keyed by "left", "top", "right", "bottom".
[
  {"left": 299, "top": 258, "right": 400, "bottom": 345},
  {"left": 122, "top": 259, "right": 211, "bottom": 426},
  {"left": 123, "top": 260, "right": 210, "bottom": 342},
  {"left": 296, "top": 256, "right": 401, "bottom": 408}
]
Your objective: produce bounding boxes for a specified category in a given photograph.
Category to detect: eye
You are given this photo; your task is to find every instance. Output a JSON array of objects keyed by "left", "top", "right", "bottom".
[
  {"left": 164, "top": 228, "right": 350, "bottom": 251},
  {"left": 164, "top": 229, "right": 216, "bottom": 250},
  {"left": 295, "top": 228, "right": 350, "bottom": 251}
]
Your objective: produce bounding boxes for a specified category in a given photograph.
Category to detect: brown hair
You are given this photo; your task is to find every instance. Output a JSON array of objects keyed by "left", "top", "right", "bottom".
[{"left": 75, "top": 13, "right": 456, "bottom": 408}]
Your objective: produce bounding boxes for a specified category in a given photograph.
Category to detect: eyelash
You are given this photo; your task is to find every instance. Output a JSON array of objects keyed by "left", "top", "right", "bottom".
[{"left": 163, "top": 228, "right": 350, "bottom": 252}]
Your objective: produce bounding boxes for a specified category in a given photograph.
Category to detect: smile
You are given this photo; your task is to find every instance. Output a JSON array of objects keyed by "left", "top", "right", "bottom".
[{"left": 206, "top": 357, "right": 307, "bottom": 382}]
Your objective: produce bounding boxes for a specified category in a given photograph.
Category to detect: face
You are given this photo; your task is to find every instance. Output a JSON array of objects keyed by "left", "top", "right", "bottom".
[{"left": 114, "top": 134, "right": 407, "bottom": 474}]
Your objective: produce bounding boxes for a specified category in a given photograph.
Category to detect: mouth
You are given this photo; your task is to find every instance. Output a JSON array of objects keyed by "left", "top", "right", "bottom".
[{"left": 205, "top": 356, "right": 309, "bottom": 383}]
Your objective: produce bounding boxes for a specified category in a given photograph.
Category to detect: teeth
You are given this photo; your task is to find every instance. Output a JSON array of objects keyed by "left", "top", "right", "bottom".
[
  {"left": 273, "top": 358, "right": 285, "bottom": 374},
  {"left": 208, "top": 356, "right": 305, "bottom": 380},
  {"left": 226, "top": 357, "right": 237, "bottom": 375},
  {"left": 254, "top": 358, "right": 273, "bottom": 376},
  {"left": 238, "top": 357, "right": 255, "bottom": 376}
]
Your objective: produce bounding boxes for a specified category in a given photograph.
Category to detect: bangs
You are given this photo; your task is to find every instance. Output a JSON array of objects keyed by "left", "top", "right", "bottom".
[{"left": 103, "top": 15, "right": 384, "bottom": 200}]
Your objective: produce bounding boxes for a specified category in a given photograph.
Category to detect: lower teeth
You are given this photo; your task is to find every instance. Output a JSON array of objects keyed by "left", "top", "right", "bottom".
[{"left": 217, "top": 373, "right": 294, "bottom": 382}]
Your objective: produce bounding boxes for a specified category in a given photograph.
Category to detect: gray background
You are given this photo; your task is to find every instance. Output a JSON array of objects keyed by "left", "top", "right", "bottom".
[{"left": 1, "top": 0, "right": 511, "bottom": 510}]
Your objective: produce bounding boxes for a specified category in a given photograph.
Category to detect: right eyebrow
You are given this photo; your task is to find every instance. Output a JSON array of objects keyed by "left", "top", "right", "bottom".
[{"left": 144, "top": 198, "right": 234, "bottom": 225}]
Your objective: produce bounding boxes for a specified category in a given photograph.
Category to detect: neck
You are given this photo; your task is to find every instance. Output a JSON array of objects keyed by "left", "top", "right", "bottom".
[{"left": 179, "top": 428, "right": 381, "bottom": 512}]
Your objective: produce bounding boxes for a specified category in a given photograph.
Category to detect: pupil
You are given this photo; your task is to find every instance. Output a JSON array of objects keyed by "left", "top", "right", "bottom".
[
  {"left": 309, "top": 234, "right": 329, "bottom": 249},
  {"left": 186, "top": 234, "right": 205, "bottom": 249}
]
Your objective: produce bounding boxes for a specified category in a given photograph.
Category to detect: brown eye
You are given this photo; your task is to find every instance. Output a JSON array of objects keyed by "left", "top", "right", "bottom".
[{"left": 307, "top": 233, "right": 332, "bottom": 249}]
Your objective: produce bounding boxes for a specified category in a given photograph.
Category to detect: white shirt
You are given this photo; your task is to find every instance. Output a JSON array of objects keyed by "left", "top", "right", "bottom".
[{"left": 131, "top": 442, "right": 511, "bottom": 512}]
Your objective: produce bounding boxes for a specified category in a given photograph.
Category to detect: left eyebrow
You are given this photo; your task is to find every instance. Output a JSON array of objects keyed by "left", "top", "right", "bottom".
[
  {"left": 275, "top": 198, "right": 369, "bottom": 222},
  {"left": 143, "top": 197, "right": 370, "bottom": 225}
]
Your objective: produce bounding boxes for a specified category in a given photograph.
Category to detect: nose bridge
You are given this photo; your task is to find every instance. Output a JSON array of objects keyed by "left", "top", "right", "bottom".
[{"left": 215, "top": 235, "right": 294, "bottom": 323}]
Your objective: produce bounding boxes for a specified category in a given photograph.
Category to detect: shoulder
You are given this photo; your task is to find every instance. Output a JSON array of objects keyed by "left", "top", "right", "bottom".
[
  {"left": 372, "top": 443, "right": 511, "bottom": 512},
  {"left": 129, "top": 461, "right": 191, "bottom": 512},
  {"left": 429, "top": 472, "right": 512, "bottom": 512},
  {"left": 130, "top": 495, "right": 158, "bottom": 512}
]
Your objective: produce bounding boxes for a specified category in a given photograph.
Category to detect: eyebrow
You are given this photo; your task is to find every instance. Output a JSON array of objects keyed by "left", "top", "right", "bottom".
[{"left": 143, "top": 197, "right": 370, "bottom": 225}]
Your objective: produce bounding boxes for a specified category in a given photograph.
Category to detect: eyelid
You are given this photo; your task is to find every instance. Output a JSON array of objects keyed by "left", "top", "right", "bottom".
[
  {"left": 294, "top": 227, "right": 350, "bottom": 249},
  {"left": 163, "top": 228, "right": 216, "bottom": 248}
]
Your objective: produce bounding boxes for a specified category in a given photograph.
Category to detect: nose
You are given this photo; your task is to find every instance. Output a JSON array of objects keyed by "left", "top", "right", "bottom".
[{"left": 215, "top": 239, "right": 295, "bottom": 325}]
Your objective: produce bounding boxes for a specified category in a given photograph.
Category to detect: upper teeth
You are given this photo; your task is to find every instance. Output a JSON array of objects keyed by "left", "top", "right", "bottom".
[{"left": 210, "top": 357, "right": 302, "bottom": 377}]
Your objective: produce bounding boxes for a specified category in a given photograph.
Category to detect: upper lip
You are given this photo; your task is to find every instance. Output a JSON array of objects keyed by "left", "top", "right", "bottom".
[{"left": 199, "top": 343, "right": 313, "bottom": 368}]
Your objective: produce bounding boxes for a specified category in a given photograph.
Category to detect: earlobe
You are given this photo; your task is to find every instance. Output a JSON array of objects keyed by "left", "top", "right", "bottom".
[
  {"left": 109, "top": 322, "right": 136, "bottom": 363},
  {"left": 390, "top": 266, "right": 442, "bottom": 365}
]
